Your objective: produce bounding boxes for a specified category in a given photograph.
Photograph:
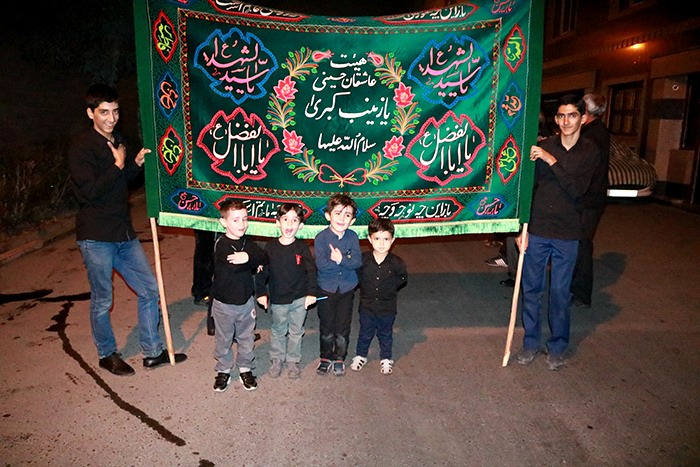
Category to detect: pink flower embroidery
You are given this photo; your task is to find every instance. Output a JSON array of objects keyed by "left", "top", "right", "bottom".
[
  {"left": 282, "top": 129, "right": 304, "bottom": 155},
  {"left": 274, "top": 76, "right": 298, "bottom": 102},
  {"left": 329, "top": 17, "right": 355, "bottom": 23},
  {"left": 382, "top": 136, "right": 405, "bottom": 160},
  {"left": 393, "top": 82, "right": 415, "bottom": 108},
  {"left": 312, "top": 50, "right": 333, "bottom": 62},
  {"left": 367, "top": 52, "right": 384, "bottom": 67}
]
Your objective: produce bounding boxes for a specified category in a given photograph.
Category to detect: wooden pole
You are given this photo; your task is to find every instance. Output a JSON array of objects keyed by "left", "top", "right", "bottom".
[
  {"left": 150, "top": 217, "right": 175, "bottom": 365},
  {"left": 502, "top": 223, "right": 528, "bottom": 367}
]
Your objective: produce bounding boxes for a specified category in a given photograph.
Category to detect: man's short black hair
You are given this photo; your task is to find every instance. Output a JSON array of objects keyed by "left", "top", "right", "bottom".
[
  {"left": 556, "top": 94, "right": 586, "bottom": 116},
  {"left": 86, "top": 84, "right": 119, "bottom": 110}
]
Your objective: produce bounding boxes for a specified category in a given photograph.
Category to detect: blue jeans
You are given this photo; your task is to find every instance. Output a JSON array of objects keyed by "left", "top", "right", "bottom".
[
  {"left": 77, "top": 239, "right": 162, "bottom": 359},
  {"left": 269, "top": 297, "right": 307, "bottom": 363},
  {"left": 355, "top": 312, "right": 396, "bottom": 360},
  {"left": 520, "top": 234, "right": 578, "bottom": 356}
]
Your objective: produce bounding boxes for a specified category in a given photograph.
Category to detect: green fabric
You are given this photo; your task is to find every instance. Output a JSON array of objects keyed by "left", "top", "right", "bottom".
[{"left": 134, "top": 1, "right": 542, "bottom": 239}]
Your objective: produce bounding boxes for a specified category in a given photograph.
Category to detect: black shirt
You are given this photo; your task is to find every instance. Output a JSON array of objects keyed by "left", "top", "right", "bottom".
[
  {"left": 529, "top": 134, "right": 602, "bottom": 240},
  {"left": 358, "top": 251, "right": 407, "bottom": 315},
  {"left": 256, "top": 238, "right": 317, "bottom": 305},
  {"left": 68, "top": 128, "right": 142, "bottom": 242},
  {"left": 211, "top": 235, "right": 269, "bottom": 305}
]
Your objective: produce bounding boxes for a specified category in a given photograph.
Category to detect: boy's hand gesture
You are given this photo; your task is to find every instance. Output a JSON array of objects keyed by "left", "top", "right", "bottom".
[
  {"left": 227, "top": 251, "right": 249, "bottom": 264},
  {"left": 135, "top": 148, "right": 151, "bottom": 167},
  {"left": 304, "top": 295, "right": 317, "bottom": 309},
  {"left": 108, "top": 141, "right": 127, "bottom": 169},
  {"left": 329, "top": 244, "right": 342, "bottom": 264},
  {"left": 256, "top": 295, "right": 268, "bottom": 310}
]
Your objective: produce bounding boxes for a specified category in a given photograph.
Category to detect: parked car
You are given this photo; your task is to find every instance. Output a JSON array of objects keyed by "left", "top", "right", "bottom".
[{"left": 607, "top": 135, "right": 658, "bottom": 197}]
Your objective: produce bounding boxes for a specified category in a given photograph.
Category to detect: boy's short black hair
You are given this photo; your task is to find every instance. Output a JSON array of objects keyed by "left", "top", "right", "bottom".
[
  {"left": 219, "top": 199, "right": 246, "bottom": 216},
  {"left": 86, "top": 83, "right": 119, "bottom": 110},
  {"left": 368, "top": 217, "right": 395, "bottom": 237},
  {"left": 277, "top": 202, "right": 304, "bottom": 220},
  {"left": 326, "top": 194, "right": 357, "bottom": 218},
  {"left": 556, "top": 94, "right": 586, "bottom": 116}
]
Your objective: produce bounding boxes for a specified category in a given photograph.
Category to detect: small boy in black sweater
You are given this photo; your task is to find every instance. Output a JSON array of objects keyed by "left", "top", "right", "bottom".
[
  {"left": 211, "top": 200, "right": 268, "bottom": 393},
  {"left": 256, "top": 203, "right": 317, "bottom": 379},
  {"left": 350, "top": 217, "right": 407, "bottom": 375}
]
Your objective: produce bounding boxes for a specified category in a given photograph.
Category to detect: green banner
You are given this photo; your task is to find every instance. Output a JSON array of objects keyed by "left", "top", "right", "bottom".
[{"left": 134, "top": 0, "right": 542, "bottom": 238}]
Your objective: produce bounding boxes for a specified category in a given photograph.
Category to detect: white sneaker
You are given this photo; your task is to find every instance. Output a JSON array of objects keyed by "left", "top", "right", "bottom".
[
  {"left": 380, "top": 359, "right": 394, "bottom": 375},
  {"left": 350, "top": 356, "right": 367, "bottom": 371},
  {"left": 485, "top": 255, "right": 508, "bottom": 268}
]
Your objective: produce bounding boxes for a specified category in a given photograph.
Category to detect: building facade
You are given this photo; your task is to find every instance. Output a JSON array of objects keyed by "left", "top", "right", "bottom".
[
  {"left": 432, "top": 0, "right": 700, "bottom": 205},
  {"left": 540, "top": 0, "right": 700, "bottom": 205}
]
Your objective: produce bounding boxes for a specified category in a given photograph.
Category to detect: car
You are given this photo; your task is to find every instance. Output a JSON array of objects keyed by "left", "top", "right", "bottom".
[{"left": 607, "top": 135, "right": 658, "bottom": 198}]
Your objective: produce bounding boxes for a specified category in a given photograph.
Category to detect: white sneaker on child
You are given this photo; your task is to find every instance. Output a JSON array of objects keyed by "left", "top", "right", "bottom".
[
  {"left": 380, "top": 359, "right": 394, "bottom": 375},
  {"left": 350, "top": 356, "right": 367, "bottom": 371}
]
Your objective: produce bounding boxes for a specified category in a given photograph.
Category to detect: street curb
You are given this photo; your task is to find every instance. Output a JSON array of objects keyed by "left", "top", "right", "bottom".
[
  {"left": 0, "top": 214, "right": 76, "bottom": 266},
  {"left": 0, "top": 190, "right": 149, "bottom": 267}
]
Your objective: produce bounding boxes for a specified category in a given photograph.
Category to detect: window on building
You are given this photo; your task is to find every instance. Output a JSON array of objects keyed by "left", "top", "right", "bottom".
[
  {"left": 619, "top": 0, "right": 647, "bottom": 10},
  {"left": 609, "top": 0, "right": 656, "bottom": 17},
  {"left": 609, "top": 82, "right": 643, "bottom": 136},
  {"left": 682, "top": 73, "right": 700, "bottom": 151},
  {"left": 552, "top": 0, "right": 578, "bottom": 38}
]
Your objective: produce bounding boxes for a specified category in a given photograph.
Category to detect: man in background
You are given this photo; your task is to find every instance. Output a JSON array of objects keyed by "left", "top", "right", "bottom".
[{"left": 571, "top": 93, "right": 611, "bottom": 308}]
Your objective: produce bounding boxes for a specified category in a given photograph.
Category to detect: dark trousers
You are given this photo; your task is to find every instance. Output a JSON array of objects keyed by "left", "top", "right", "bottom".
[
  {"left": 571, "top": 206, "right": 605, "bottom": 305},
  {"left": 317, "top": 289, "right": 355, "bottom": 361},
  {"left": 521, "top": 234, "right": 578, "bottom": 356},
  {"left": 355, "top": 312, "right": 396, "bottom": 360},
  {"left": 192, "top": 230, "right": 216, "bottom": 300},
  {"left": 504, "top": 235, "right": 518, "bottom": 280}
]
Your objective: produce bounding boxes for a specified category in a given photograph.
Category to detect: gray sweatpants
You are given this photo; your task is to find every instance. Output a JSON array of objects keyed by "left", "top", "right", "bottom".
[{"left": 212, "top": 296, "right": 257, "bottom": 373}]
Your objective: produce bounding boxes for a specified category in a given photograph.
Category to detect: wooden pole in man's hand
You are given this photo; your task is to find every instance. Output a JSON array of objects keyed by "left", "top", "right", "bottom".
[
  {"left": 150, "top": 217, "right": 175, "bottom": 364},
  {"left": 502, "top": 223, "right": 528, "bottom": 367}
]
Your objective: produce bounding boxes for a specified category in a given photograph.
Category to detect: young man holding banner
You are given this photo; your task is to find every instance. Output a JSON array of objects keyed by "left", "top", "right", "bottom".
[
  {"left": 69, "top": 84, "right": 187, "bottom": 376},
  {"left": 514, "top": 94, "right": 603, "bottom": 371}
]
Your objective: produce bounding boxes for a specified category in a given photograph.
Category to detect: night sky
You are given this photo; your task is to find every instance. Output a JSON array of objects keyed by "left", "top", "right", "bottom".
[{"left": 0, "top": 0, "right": 428, "bottom": 148}]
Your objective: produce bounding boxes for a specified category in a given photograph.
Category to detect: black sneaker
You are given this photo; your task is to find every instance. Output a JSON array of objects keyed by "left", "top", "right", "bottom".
[
  {"left": 316, "top": 359, "right": 332, "bottom": 375},
  {"left": 239, "top": 371, "right": 257, "bottom": 391},
  {"left": 333, "top": 360, "right": 346, "bottom": 377},
  {"left": 514, "top": 348, "right": 538, "bottom": 365},
  {"left": 546, "top": 353, "right": 565, "bottom": 371},
  {"left": 213, "top": 372, "right": 231, "bottom": 392}
]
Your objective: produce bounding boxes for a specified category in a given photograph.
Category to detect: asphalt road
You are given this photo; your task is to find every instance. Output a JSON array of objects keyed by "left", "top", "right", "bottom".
[{"left": 1, "top": 194, "right": 698, "bottom": 466}]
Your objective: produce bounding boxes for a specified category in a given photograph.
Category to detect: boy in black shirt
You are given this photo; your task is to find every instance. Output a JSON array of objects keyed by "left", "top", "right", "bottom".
[
  {"left": 256, "top": 203, "right": 317, "bottom": 379},
  {"left": 514, "top": 94, "right": 602, "bottom": 371},
  {"left": 211, "top": 200, "right": 268, "bottom": 392},
  {"left": 350, "top": 218, "right": 407, "bottom": 375}
]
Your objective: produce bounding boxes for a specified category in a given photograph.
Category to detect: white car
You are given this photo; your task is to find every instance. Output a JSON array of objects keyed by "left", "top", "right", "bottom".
[{"left": 607, "top": 136, "right": 658, "bottom": 198}]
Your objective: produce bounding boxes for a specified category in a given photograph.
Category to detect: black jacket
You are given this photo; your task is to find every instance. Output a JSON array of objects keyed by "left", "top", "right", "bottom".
[{"left": 68, "top": 129, "right": 142, "bottom": 242}]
